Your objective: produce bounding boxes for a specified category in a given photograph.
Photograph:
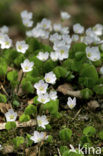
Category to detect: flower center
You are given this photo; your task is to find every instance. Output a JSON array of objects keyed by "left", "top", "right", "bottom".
[
  {"left": 41, "top": 98, "right": 45, "bottom": 103},
  {"left": 87, "top": 52, "right": 91, "bottom": 57},
  {"left": 39, "top": 86, "right": 44, "bottom": 91},
  {"left": 18, "top": 45, "right": 22, "bottom": 50},
  {"left": 9, "top": 115, "right": 14, "bottom": 120},
  {"left": 46, "top": 77, "right": 50, "bottom": 82},
  {"left": 25, "top": 66, "right": 29, "bottom": 70},
  {"left": 60, "top": 49, "right": 64, "bottom": 54}
]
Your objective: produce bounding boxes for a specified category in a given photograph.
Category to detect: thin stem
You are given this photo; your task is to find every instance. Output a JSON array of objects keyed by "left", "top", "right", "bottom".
[{"left": 16, "top": 71, "right": 24, "bottom": 94}]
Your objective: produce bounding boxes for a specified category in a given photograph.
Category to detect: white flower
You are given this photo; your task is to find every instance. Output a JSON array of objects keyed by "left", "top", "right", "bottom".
[
  {"left": 0, "top": 25, "right": 9, "bottom": 34},
  {"left": 50, "top": 51, "right": 59, "bottom": 61},
  {"left": 37, "top": 115, "right": 49, "bottom": 129},
  {"left": 86, "top": 46, "right": 100, "bottom": 61},
  {"left": 67, "top": 97, "right": 76, "bottom": 109},
  {"left": 32, "top": 27, "right": 49, "bottom": 39},
  {"left": 50, "top": 33, "right": 61, "bottom": 42},
  {"left": 34, "top": 80, "right": 48, "bottom": 95},
  {"left": 22, "top": 19, "right": 33, "bottom": 27},
  {"left": 16, "top": 40, "right": 29, "bottom": 54},
  {"left": 37, "top": 52, "right": 49, "bottom": 61},
  {"left": 5, "top": 109, "right": 17, "bottom": 122},
  {"left": 26, "top": 30, "right": 33, "bottom": 37},
  {"left": 30, "top": 131, "right": 46, "bottom": 143},
  {"left": 100, "top": 66, "right": 103, "bottom": 75},
  {"left": 53, "top": 24, "right": 62, "bottom": 32},
  {"left": 21, "top": 10, "right": 33, "bottom": 20},
  {"left": 0, "top": 35, "right": 12, "bottom": 49},
  {"left": 44, "top": 71, "right": 57, "bottom": 84},
  {"left": 93, "top": 24, "right": 103, "bottom": 36},
  {"left": 21, "top": 59, "right": 34, "bottom": 72},
  {"left": 38, "top": 93, "right": 50, "bottom": 104},
  {"left": 72, "top": 34, "right": 79, "bottom": 42},
  {"left": 62, "top": 34, "right": 72, "bottom": 45},
  {"left": 61, "top": 11, "right": 71, "bottom": 20},
  {"left": 49, "top": 90, "right": 57, "bottom": 100},
  {"left": 56, "top": 46, "right": 70, "bottom": 60},
  {"left": 73, "top": 23, "right": 84, "bottom": 34},
  {"left": 61, "top": 27, "right": 69, "bottom": 35},
  {"left": 39, "top": 18, "right": 52, "bottom": 31}
]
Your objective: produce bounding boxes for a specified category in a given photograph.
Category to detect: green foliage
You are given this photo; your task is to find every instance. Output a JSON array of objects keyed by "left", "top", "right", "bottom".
[
  {"left": 98, "top": 130, "right": 103, "bottom": 140},
  {"left": 79, "top": 64, "right": 98, "bottom": 88},
  {"left": 22, "top": 78, "right": 34, "bottom": 94},
  {"left": 69, "top": 43, "right": 86, "bottom": 58},
  {"left": 24, "top": 104, "right": 37, "bottom": 115},
  {"left": 53, "top": 66, "right": 69, "bottom": 79},
  {"left": 93, "top": 84, "right": 103, "bottom": 95},
  {"left": 0, "top": 94, "right": 7, "bottom": 103},
  {"left": 33, "top": 96, "right": 40, "bottom": 104},
  {"left": 42, "top": 99, "right": 59, "bottom": 116},
  {"left": 12, "top": 100, "right": 20, "bottom": 107},
  {"left": 7, "top": 70, "right": 18, "bottom": 87},
  {"left": 59, "top": 128, "right": 72, "bottom": 142},
  {"left": 46, "top": 135, "right": 53, "bottom": 143},
  {"left": 26, "top": 134, "right": 33, "bottom": 147},
  {"left": 43, "top": 59, "right": 57, "bottom": 73},
  {"left": 81, "top": 88, "right": 93, "bottom": 99},
  {"left": 13, "top": 136, "right": 24, "bottom": 147},
  {"left": 0, "top": 58, "right": 7, "bottom": 77},
  {"left": 5, "top": 121, "right": 16, "bottom": 130},
  {"left": 19, "top": 114, "right": 30, "bottom": 122},
  {"left": 83, "top": 126, "right": 96, "bottom": 137}
]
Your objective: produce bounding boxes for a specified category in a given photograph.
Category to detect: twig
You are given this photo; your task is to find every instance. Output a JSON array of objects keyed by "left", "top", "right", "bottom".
[
  {"left": 72, "top": 108, "right": 82, "bottom": 121},
  {"left": 0, "top": 84, "right": 9, "bottom": 96},
  {"left": 0, "top": 119, "right": 36, "bottom": 130},
  {"left": 16, "top": 71, "right": 24, "bottom": 94}
]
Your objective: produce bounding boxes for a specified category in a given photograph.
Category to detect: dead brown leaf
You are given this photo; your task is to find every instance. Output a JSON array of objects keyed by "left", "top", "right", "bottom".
[
  {"left": 57, "top": 83, "right": 82, "bottom": 98},
  {"left": 0, "top": 103, "right": 11, "bottom": 114},
  {"left": 87, "top": 100, "right": 100, "bottom": 111},
  {"left": 0, "top": 119, "right": 36, "bottom": 130}
]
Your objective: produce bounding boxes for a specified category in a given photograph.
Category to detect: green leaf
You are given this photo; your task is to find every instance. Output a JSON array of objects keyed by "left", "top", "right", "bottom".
[
  {"left": 59, "top": 128, "right": 72, "bottom": 142},
  {"left": 13, "top": 136, "right": 24, "bottom": 147},
  {"left": 0, "top": 94, "right": 7, "bottom": 103},
  {"left": 83, "top": 126, "right": 96, "bottom": 137},
  {"left": 22, "top": 79, "right": 34, "bottom": 94},
  {"left": 5, "top": 121, "right": 16, "bottom": 130},
  {"left": 33, "top": 96, "right": 40, "bottom": 104},
  {"left": 93, "top": 84, "right": 103, "bottom": 95},
  {"left": 53, "top": 66, "right": 69, "bottom": 79},
  {"left": 26, "top": 134, "right": 33, "bottom": 147},
  {"left": 19, "top": 114, "right": 30, "bottom": 122},
  {"left": 42, "top": 99, "right": 59, "bottom": 116},
  {"left": 7, "top": 70, "right": 18, "bottom": 87},
  {"left": 99, "top": 130, "right": 103, "bottom": 140},
  {"left": 79, "top": 64, "right": 98, "bottom": 88},
  {"left": 69, "top": 43, "right": 86, "bottom": 58},
  {"left": 13, "top": 100, "right": 20, "bottom": 107},
  {"left": 24, "top": 104, "right": 37, "bottom": 115},
  {"left": 81, "top": 88, "right": 93, "bottom": 99},
  {"left": 43, "top": 59, "right": 57, "bottom": 73},
  {"left": 0, "top": 58, "right": 7, "bottom": 77}
]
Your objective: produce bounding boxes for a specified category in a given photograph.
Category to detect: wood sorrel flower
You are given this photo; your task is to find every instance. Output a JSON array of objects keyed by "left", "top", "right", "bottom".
[
  {"left": 37, "top": 115, "right": 49, "bottom": 129},
  {"left": 30, "top": 131, "right": 46, "bottom": 143},
  {"left": 5, "top": 109, "right": 17, "bottom": 122},
  {"left": 67, "top": 97, "right": 76, "bottom": 109},
  {"left": 16, "top": 40, "right": 29, "bottom": 54},
  {"left": 21, "top": 59, "right": 34, "bottom": 72},
  {"left": 44, "top": 71, "right": 57, "bottom": 84},
  {"left": 34, "top": 80, "right": 48, "bottom": 95}
]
